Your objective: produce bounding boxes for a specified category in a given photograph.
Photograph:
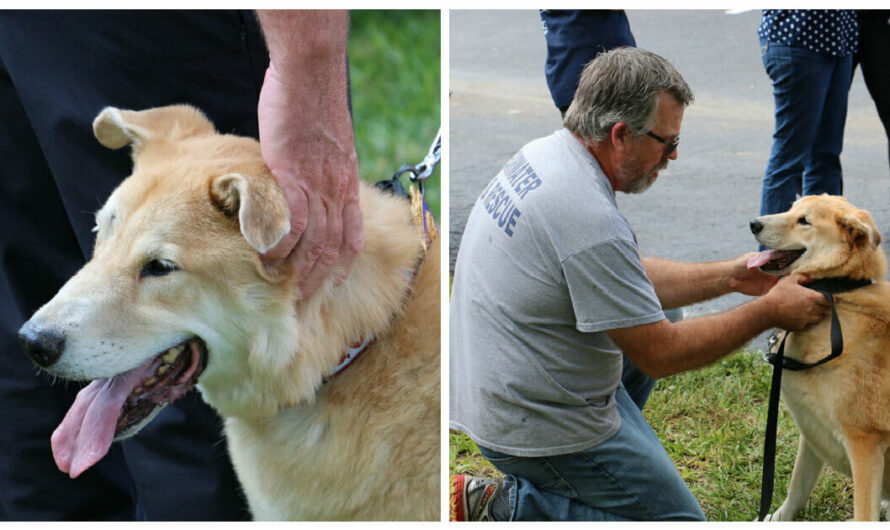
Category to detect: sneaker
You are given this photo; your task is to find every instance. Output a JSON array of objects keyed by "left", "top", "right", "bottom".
[{"left": 451, "top": 474, "right": 503, "bottom": 521}]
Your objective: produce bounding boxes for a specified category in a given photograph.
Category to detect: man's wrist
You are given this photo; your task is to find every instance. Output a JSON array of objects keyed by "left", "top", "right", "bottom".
[{"left": 257, "top": 10, "right": 348, "bottom": 72}]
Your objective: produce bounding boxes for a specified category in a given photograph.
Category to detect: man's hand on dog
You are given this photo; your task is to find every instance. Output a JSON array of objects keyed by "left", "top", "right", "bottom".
[
  {"left": 256, "top": 10, "right": 365, "bottom": 299},
  {"left": 762, "top": 273, "right": 831, "bottom": 331},
  {"left": 728, "top": 252, "right": 780, "bottom": 296}
]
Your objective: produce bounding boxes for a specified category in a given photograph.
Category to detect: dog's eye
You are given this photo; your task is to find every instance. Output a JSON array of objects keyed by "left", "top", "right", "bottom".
[
  {"left": 797, "top": 216, "right": 810, "bottom": 226},
  {"left": 140, "top": 259, "right": 179, "bottom": 279}
]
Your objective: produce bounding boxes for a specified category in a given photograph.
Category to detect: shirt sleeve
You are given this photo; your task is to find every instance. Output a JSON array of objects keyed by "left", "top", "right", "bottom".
[{"left": 562, "top": 238, "right": 665, "bottom": 333}]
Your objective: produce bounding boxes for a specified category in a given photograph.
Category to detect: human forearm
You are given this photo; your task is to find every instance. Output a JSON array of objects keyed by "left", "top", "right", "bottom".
[
  {"left": 619, "top": 298, "right": 774, "bottom": 378},
  {"left": 642, "top": 256, "right": 735, "bottom": 309},
  {"left": 257, "top": 10, "right": 348, "bottom": 71},
  {"left": 255, "top": 9, "right": 363, "bottom": 298},
  {"left": 607, "top": 274, "right": 829, "bottom": 379},
  {"left": 255, "top": 10, "right": 352, "bottom": 128},
  {"left": 643, "top": 252, "right": 778, "bottom": 309}
]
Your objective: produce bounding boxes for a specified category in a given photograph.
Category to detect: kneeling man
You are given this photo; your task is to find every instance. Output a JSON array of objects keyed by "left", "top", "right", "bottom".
[{"left": 449, "top": 47, "right": 827, "bottom": 521}]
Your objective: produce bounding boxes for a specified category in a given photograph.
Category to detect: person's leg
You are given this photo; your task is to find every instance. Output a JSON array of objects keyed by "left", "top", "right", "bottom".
[
  {"left": 858, "top": 11, "right": 890, "bottom": 176},
  {"left": 801, "top": 52, "right": 850, "bottom": 197},
  {"left": 621, "top": 355, "right": 655, "bottom": 411},
  {"left": 480, "top": 386, "right": 705, "bottom": 521},
  {"left": 0, "top": 10, "right": 267, "bottom": 520},
  {"left": 478, "top": 446, "right": 633, "bottom": 521},
  {"left": 759, "top": 39, "right": 833, "bottom": 218},
  {"left": 540, "top": 10, "right": 635, "bottom": 113},
  {"left": 0, "top": 61, "right": 137, "bottom": 521}
]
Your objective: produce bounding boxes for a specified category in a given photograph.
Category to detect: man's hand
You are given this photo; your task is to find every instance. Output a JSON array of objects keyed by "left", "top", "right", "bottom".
[
  {"left": 727, "top": 252, "right": 779, "bottom": 296},
  {"left": 256, "top": 10, "right": 364, "bottom": 299},
  {"left": 762, "top": 273, "right": 830, "bottom": 331}
]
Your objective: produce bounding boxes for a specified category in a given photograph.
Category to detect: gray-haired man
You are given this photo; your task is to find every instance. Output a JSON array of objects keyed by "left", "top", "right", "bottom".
[{"left": 450, "top": 47, "right": 828, "bottom": 521}]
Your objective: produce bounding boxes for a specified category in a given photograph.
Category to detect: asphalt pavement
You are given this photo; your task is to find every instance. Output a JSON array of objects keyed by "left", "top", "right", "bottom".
[{"left": 449, "top": 9, "right": 888, "bottom": 323}]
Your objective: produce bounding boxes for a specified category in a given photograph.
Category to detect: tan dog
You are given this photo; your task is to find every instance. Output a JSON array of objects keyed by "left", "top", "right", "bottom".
[
  {"left": 17, "top": 105, "right": 440, "bottom": 521},
  {"left": 749, "top": 194, "right": 890, "bottom": 521}
]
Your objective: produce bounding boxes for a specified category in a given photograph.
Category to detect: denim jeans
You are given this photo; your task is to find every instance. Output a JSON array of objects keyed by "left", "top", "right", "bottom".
[
  {"left": 478, "top": 377, "right": 705, "bottom": 521},
  {"left": 759, "top": 38, "right": 852, "bottom": 221}
]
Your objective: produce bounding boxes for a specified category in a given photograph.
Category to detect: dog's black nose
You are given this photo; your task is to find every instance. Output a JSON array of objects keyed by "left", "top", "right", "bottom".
[
  {"left": 750, "top": 219, "right": 764, "bottom": 234},
  {"left": 18, "top": 322, "right": 65, "bottom": 368}
]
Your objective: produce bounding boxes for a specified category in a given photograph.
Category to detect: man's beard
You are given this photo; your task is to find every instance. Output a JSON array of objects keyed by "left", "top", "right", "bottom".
[{"left": 620, "top": 154, "right": 668, "bottom": 194}]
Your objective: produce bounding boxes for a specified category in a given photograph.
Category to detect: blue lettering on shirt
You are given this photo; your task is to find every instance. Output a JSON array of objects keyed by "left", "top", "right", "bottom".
[{"left": 478, "top": 151, "right": 541, "bottom": 238}]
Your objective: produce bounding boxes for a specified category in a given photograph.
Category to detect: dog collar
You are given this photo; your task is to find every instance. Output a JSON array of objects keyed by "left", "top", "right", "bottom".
[
  {"left": 805, "top": 276, "right": 872, "bottom": 294},
  {"left": 764, "top": 276, "right": 871, "bottom": 372},
  {"left": 323, "top": 336, "right": 374, "bottom": 383},
  {"left": 323, "top": 185, "right": 437, "bottom": 386}
]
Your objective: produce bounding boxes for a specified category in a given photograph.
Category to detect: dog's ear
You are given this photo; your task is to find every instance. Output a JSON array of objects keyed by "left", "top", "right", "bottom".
[
  {"left": 210, "top": 173, "right": 291, "bottom": 254},
  {"left": 93, "top": 105, "right": 216, "bottom": 156},
  {"left": 841, "top": 210, "right": 882, "bottom": 249}
]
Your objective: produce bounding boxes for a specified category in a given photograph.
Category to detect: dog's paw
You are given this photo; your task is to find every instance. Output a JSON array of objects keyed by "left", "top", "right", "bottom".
[
  {"left": 881, "top": 499, "right": 889, "bottom": 521},
  {"left": 765, "top": 505, "right": 794, "bottom": 522}
]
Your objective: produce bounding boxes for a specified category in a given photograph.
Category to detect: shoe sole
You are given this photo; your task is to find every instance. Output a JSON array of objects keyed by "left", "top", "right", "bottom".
[{"left": 451, "top": 474, "right": 468, "bottom": 521}]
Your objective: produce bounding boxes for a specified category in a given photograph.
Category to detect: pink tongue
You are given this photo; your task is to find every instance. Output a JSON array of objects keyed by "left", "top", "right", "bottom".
[
  {"left": 51, "top": 360, "right": 156, "bottom": 478},
  {"left": 747, "top": 250, "right": 783, "bottom": 270}
]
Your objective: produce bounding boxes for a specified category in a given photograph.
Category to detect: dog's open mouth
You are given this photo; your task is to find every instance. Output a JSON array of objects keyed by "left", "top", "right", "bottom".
[
  {"left": 747, "top": 247, "right": 806, "bottom": 274},
  {"left": 51, "top": 338, "right": 207, "bottom": 478}
]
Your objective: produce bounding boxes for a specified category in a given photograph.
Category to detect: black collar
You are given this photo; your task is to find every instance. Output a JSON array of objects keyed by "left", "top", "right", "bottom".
[
  {"left": 764, "top": 276, "right": 871, "bottom": 372},
  {"left": 805, "top": 276, "right": 872, "bottom": 295}
]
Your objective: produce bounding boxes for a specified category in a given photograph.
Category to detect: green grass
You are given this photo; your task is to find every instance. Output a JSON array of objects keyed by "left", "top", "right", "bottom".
[
  {"left": 450, "top": 351, "right": 859, "bottom": 521},
  {"left": 348, "top": 10, "right": 441, "bottom": 220}
]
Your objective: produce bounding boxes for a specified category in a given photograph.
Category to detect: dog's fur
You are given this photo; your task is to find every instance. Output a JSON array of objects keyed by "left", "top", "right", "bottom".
[
  {"left": 751, "top": 194, "right": 890, "bottom": 521},
  {"left": 20, "top": 105, "right": 440, "bottom": 520}
]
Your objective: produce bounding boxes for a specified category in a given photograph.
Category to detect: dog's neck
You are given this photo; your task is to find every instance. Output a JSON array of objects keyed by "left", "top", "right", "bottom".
[
  {"left": 799, "top": 245, "right": 888, "bottom": 283},
  {"left": 277, "top": 193, "right": 425, "bottom": 411}
]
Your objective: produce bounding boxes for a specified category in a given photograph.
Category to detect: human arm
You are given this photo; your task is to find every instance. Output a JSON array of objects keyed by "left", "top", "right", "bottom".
[
  {"left": 606, "top": 273, "right": 829, "bottom": 378},
  {"left": 642, "top": 252, "right": 779, "bottom": 309},
  {"left": 255, "top": 10, "right": 363, "bottom": 298}
]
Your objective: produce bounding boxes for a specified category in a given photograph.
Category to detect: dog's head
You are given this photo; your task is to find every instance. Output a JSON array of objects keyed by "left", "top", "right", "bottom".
[
  {"left": 18, "top": 106, "right": 308, "bottom": 477},
  {"left": 748, "top": 194, "right": 887, "bottom": 280}
]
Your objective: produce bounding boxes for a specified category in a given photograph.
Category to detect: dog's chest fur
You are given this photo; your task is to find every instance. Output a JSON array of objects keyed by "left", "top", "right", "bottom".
[
  {"left": 780, "top": 289, "right": 890, "bottom": 490},
  {"left": 224, "top": 337, "right": 440, "bottom": 521},
  {"left": 221, "top": 238, "right": 441, "bottom": 521}
]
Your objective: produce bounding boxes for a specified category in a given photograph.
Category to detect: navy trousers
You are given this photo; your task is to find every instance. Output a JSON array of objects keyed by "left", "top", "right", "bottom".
[
  {"left": 539, "top": 10, "right": 636, "bottom": 114},
  {"left": 0, "top": 11, "right": 268, "bottom": 520},
  {"left": 855, "top": 10, "right": 890, "bottom": 175}
]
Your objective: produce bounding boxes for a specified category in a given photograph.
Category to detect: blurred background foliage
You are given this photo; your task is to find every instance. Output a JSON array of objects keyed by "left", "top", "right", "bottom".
[{"left": 349, "top": 10, "right": 441, "bottom": 219}]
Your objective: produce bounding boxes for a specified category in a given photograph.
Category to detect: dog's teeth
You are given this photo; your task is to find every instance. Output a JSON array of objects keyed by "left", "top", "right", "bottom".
[
  {"left": 162, "top": 345, "right": 185, "bottom": 363},
  {"left": 133, "top": 386, "right": 144, "bottom": 395},
  {"left": 156, "top": 365, "right": 169, "bottom": 376},
  {"left": 144, "top": 376, "right": 158, "bottom": 388}
]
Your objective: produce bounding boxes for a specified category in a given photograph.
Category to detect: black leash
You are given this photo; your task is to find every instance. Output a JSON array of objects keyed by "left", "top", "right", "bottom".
[{"left": 757, "top": 277, "right": 871, "bottom": 521}]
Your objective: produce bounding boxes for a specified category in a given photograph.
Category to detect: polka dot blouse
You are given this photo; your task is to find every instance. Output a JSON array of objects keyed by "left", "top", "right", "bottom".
[{"left": 758, "top": 9, "right": 858, "bottom": 57}]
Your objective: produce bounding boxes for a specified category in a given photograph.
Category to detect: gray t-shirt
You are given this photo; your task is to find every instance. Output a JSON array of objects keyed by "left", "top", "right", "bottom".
[{"left": 449, "top": 128, "right": 665, "bottom": 457}]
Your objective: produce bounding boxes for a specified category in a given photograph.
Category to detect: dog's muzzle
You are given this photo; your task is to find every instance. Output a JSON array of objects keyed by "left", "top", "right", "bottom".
[{"left": 18, "top": 321, "right": 65, "bottom": 368}]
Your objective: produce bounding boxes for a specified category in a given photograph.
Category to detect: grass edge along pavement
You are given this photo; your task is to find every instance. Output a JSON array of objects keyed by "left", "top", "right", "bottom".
[{"left": 449, "top": 350, "right": 860, "bottom": 521}]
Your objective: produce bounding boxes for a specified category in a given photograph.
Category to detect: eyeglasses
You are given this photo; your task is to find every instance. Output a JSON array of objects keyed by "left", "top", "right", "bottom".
[{"left": 645, "top": 131, "right": 679, "bottom": 155}]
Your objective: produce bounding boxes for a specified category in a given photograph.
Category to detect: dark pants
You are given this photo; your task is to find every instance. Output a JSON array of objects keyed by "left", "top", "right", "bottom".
[
  {"left": 539, "top": 10, "right": 635, "bottom": 113},
  {"left": 759, "top": 38, "right": 851, "bottom": 220},
  {"left": 0, "top": 10, "right": 268, "bottom": 520},
  {"left": 854, "top": 10, "right": 890, "bottom": 175}
]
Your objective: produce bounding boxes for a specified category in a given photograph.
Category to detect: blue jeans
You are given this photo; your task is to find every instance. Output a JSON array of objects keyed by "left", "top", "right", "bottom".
[
  {"left": 478, "top": 372, "right": 704, "bottom": 521},
  {"left": 759, "top": 38, "right": 851, "bottom": 220}
]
